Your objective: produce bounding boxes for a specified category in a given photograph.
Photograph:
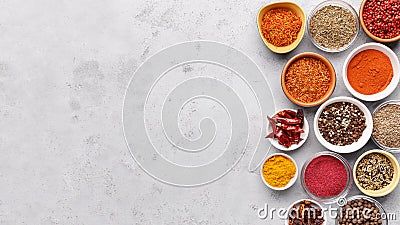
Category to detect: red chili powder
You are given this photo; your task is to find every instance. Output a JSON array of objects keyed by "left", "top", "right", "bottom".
[{"left": 304, "top": 155, "right": 348, "bottom": 197}]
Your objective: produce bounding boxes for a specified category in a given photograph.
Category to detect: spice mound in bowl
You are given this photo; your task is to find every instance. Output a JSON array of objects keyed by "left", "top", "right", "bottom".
[
  {"left": 308, "top": 0, "right": 359, "bottom": 52},
  {"left": 261, "top": 153, "right": 298, "bottom": 191},
  {"left": 353, "top": 150, "right": 400, "bottom": 197},
  {"left": 281, "top": 52, "right": 336, "bottom": 107},
  {"left": 314, "top": 96, "right": 373, "bottom": 153},
  {"left": 286, "top": 199, "right": 325, "bottom": 225},
  {"left": 257, "top": 2, "right": 306, "bottom": 53},
  {"left": 372, "top": 101, "right": 400, "bottom": 152},
  {"left": 266, "top": 109, "right": 309, "bottom": 151},
  {"left": 337, "top": 196, "right": 388, "bottom": 225},
  {"left": 360, "top": 0, "right": 400, "bottom": 42},
  {"left": 343, "top": 42, "right": 400, "bottom": 101},
  {"left": 301, "top": 152, "right": 352, "bottom": 204}
]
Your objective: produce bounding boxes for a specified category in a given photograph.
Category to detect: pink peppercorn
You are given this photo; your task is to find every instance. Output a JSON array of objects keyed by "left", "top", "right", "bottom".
[
  {"left": 304, "top": 155, "right": 348, "bottom": 197},
  {"left": 362, "top": 0, "right": 400, "bottom": 39}
]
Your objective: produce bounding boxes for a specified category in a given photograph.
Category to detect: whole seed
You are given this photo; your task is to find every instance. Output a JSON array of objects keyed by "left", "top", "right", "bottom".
[
  {"left": 310, "top": 5, "right": 357, "bottom": 50},
  {"left": 337, "top": 198, "right": 383, "bottom": 225},
  {"left": 363, "top": 0, "right": 400, "bottom": 39},
  {"left": 356, "top": 153, "right": 394, "bottom": 191},
  {"left": 373, "top": 104, "right": 400, "bottom": 148},
  {"left": 318, "top": 102, "right": 366, "bottom": 146}
]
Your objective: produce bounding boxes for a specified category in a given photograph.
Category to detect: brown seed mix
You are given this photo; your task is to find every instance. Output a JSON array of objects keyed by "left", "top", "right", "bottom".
[
  {"left": 338, "top": 198, "right": 383, "bottom": 225},
  {"left": 318, "top": 102, "right": 366, "bottom": 146},
  {"left": 373, "top": 104, "right": 400, "bottom": 149},
  {"left": 356, "top": 153, "right": 394, "bottom": 191},
  {"left": 285, "top": 57, "right": 331, "bottom": 103}
]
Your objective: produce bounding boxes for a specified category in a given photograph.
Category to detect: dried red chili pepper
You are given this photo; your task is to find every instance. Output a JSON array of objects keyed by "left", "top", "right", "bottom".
[
  {"left": 266, "top": 109, "right": 305, "bottom": 148},
  {"left": 276, "top": 127, "right": 292, "bottom": 148},
  {"left": 278, "top": 123, "right": 304, "bottom": 133},
  {"left": 275, "top": 117, "right": 302, "bottom": 125},
  {"left": 276, "top": 110, "right": 297, "bottom": 119}
]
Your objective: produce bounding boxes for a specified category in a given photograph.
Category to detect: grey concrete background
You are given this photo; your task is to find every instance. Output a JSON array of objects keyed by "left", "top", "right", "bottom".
[{"left": 0, "top": 0, "right": 399, "bottom": 224}]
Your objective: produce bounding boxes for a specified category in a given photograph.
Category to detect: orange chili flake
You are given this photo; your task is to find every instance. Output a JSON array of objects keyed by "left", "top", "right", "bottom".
[
  {"left": 285, "top": 58, "right": 331, "bottom": 103},
  {"left": 261, "top": 8, "right": 302, "bottom": 47}
]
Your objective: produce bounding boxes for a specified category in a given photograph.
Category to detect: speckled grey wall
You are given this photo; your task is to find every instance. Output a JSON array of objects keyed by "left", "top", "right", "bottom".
[{"left": 0, "top": 0, "right": 399, "bottom": 224}]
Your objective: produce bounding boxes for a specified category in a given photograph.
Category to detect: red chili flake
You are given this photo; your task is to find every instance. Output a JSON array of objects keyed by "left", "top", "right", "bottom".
[
  {"left": 304, "top": 155, "right": 348, "bottom": 197},
  {"left": 362, "top": 0, "right": 400, "bottom": 39}
]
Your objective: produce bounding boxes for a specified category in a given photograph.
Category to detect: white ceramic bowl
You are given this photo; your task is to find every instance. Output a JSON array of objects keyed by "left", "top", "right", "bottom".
[
  {"left": 285, "top": 199, "right": 327, "bottom": 225},
  {"left": 260, "top": 153, "right": 298, "bottom": 191},
  {"left": 314, "top": 96, "right": 373, "bottom": 153},
  {"left": 267, "top": 109, "right": 309, "bottom": 151},
  {"left": 343, "top": 42, "right": 400, "bottom": 101}
]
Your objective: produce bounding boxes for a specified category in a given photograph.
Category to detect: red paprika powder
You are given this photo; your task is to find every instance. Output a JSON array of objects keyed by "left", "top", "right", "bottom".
[
  {"left": 304, "top": 155, "right": 348, "bottom": 197},
  {"left": 347, "top": 49, "right": 393, "bottom": 95}
]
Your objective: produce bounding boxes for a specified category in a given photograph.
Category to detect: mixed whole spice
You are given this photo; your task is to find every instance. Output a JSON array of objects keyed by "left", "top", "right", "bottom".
[
  {"left": 310, "top": 5, "right": 357, "bottom": 50},
  {"left": 266, "top": 109, "right": 304, "bottom": 148},
  {"left": 261, "top": 8, "right": 302, "bottom": 47},
  {"left": 338, "top": 198, "right": 383, "bottom": 225},
  {"left": 318, "top": 102, "right": 366, "bottom": 146},
  {"left": 373, "top": 103, "right": 400, "bottom": 149},
  {"left": 262, "top": 155, "right": 296, "bottom": 188},
  {"left": 304, "top": 155, "right": 348, "bottom": 197},
  {"left": 363, "top": 0, "right": 400, "bottom": 39},
  {"left": 347, "top": 49, "right": 393, "bottom": 95},
  {"left": 284, "top": 57, "right": 331, "bottom": 103},
  {"left": 288, "top": 200, "right": 325, "bottom": 225},
  {"left": 356, "top": 153, "right": 394, "bottom": 191}
]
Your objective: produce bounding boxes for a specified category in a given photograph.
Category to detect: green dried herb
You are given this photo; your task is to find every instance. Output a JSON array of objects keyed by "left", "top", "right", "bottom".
[{"left": 310, "top": 5, "right": 357, "bottom": 50}]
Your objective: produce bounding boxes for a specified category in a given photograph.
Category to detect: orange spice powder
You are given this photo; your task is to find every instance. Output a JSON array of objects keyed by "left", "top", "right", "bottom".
[{"left": 347, "top": 49, "right": 393, "bottom": 95}]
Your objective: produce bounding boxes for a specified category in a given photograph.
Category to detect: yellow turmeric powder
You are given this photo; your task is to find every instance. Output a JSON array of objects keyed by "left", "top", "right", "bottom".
[{"left": 262, "top": 155, "right": 296, "bottom": 188}]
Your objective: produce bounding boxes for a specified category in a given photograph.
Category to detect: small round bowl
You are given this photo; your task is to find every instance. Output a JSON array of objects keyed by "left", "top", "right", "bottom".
[
  {"left": 353, "top": 149, "right": 400, "bottom": 197},
  {"left": 301, "top": 151, "right": 353, "bottom": 204},
  {"left": 336, "top": 195, "right": 388, "bottom": 225},
  {"left": 359, "top": 0, "right": 400, "bottom": 43},
  {"left": 286, "top": 199, "right": 327, "bottom": 225},
  {"left": 308, "top": 0, "right": 359, "bottom": 52},
  {"left": 267, "top": 109, "right": 309, "bottom": 151},
  {"left": 260, "top": 153, "right": 298, "bottom": 191},
  {"left": 281, "top": 52, "right": 336, "bottom": 107},
  {"left": 372, "top": 100, "right": 400, "bottom": 153},
  {"left": 314, "top": 96, "right": 373, "bottom": 153},
  {"left": 343, "top": 42, "right": 400, "bottom": 101},
  {"left": 257, "top": 1, "right": 306, "bottom": 54}
]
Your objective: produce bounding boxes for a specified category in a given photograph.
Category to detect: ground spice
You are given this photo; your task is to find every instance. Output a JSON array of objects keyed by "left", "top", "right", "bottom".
[
  {"left": 363, "top": 0, "right": 400, "bottom": 39},
  {"left": 261, "top": 8, "right": 302, "bottom": 47},
  {"left": 262, "top": 155, "right": 296, "bottom": 188},
  {"left": 347, "top": 49, "right": 393, "bottom": 95},
  {"left": 373, "top": 104, "right": 400, "bottom": 148},
  {"left": 310, "top": 5, "right": 357, "bottom": 50},
  {"left": 356, "top": 153, "right": 394, "bottom": 190},
  {"left": 285, "top": 57, "right": 331, "bottom": 103},
  {"left": 318, "top": 102, "right": 366, "bottom": 146},
  {"left": 304, "top": 155, "right": 348, "bottom": 197}
]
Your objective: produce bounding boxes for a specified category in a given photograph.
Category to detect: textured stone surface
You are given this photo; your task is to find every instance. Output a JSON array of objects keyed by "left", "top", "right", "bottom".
[{"left": 0, "top": 0, "right": 399, "bottom": 224}]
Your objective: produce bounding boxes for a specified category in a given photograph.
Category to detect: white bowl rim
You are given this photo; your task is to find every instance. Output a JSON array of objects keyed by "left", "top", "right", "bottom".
[
  {"left": 285, "top": 198, "right": 327, "bottom": 225},
  {"left": 267, "top": 109, "right": 309, "bottom": 151},
  {"left": 260, "top": 153, "right": 298, "bottom": 191},
  {"left": 342, "top": 42, "right": 400, "bottom": 101},
  {"left": 307, "top": 0, "right": 360, "bottom": 53},
  {"left": 313, "top": 96, "right": 373, "bottom": 153}
]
